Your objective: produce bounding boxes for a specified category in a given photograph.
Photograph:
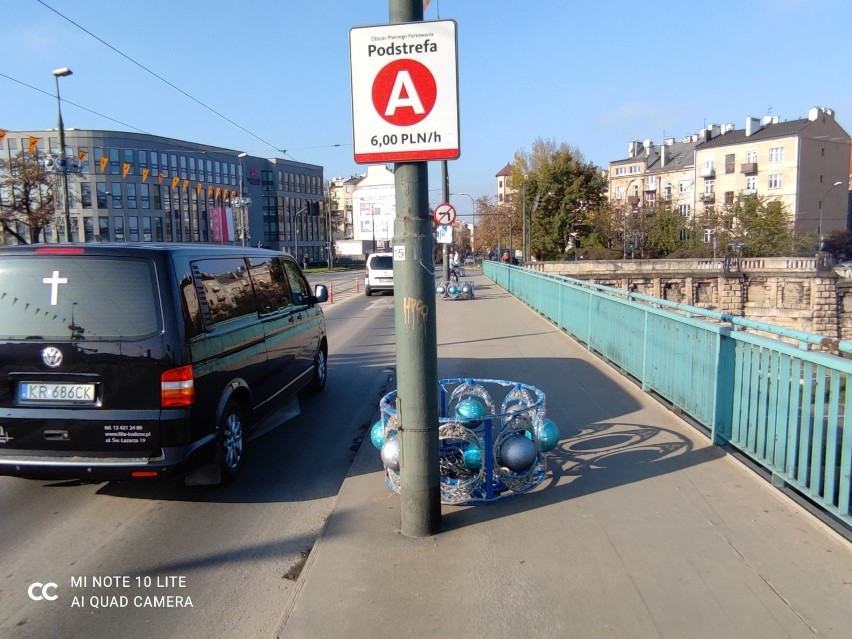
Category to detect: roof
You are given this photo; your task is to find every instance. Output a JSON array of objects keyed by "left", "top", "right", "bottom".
[
  {"left": 495, "top": 163, "right": 513, "bottom": 177},
  {"left": 696, "top": 118, "right": 810, "bottom": 149},
  {"left": 645, "top": 139, "right": 700, "bottom": 173}
]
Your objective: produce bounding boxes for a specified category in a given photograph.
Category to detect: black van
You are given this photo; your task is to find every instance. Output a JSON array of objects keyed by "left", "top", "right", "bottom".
[{"left": 0, "top": 243, "right": 328, "bottom": 484}]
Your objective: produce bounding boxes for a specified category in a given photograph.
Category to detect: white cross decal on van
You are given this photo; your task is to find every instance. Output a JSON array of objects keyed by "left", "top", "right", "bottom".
[{"left": 42, "top": 270, "right": 68, "bottom": 306}]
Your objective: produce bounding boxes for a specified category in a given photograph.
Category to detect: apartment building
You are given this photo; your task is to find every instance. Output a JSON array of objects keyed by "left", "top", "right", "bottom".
[{"left": 608, "top": 107, "right": 851, "bottom": 243}]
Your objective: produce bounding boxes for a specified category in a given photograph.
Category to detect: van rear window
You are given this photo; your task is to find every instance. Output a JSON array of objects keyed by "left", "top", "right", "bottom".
[
  {"left": 370, "top": 256, "right": 393, "bottom": 270},
  {"left": 0, "top": 257, "right": 160, "bottom": 340}
]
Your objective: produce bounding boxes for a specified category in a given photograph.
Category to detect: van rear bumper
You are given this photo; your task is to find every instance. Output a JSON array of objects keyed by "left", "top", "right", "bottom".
[{"left": 0, "top": 435, "right": 215, "bottom": 481}]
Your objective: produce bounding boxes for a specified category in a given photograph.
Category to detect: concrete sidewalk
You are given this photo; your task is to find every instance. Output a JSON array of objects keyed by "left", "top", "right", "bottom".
[{"left": 277, "top": 272, "right": 852, "bottom": 639}]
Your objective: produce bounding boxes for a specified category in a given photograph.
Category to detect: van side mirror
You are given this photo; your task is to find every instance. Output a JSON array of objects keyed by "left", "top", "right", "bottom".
[{"left": 313, "top": 284, "right": 329, "bottom": 304}]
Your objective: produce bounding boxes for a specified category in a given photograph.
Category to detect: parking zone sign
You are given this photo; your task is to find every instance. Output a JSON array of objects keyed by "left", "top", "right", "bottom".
[{"left": 349, "top": 20, "right": 459, "bottom": 163}]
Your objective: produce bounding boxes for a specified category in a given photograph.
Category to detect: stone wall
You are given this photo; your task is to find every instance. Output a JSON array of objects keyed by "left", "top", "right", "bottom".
[{"left": 527, "top": 257, "right": 846, "bottom": 340}]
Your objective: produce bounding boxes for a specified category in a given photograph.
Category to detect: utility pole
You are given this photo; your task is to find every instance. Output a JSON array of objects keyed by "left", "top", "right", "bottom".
[{"left": 390, "top": 0, "right": 441, "bottom": 537}]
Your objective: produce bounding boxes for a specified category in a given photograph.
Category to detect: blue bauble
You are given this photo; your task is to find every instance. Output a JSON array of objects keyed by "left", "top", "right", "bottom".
[
  {"left": 380, "top": 436, "right": 401, "bottom": 472},
  {"left": 448, "top": 285, "right": 460, "bottom": 295},
  {"left": 370, "top": 420, "right": 385, "bottom": 449},
  {"left": 537, "top": 418, "right": 560, "bottom": 452},
  {"left": 436, "top": 284, "right": 446, "bottom": 294},
  {"left": 497, "top": 433, "right": 537, "bottom": 472},
  {"left": 462, "top": 443, "right": 482, "bottom": 471},
  {"left": 461, "top": 284, "right": 472, "bottom": 294},
  {"left": 455, "top": 397, "right": 486, "bottom": 427}
]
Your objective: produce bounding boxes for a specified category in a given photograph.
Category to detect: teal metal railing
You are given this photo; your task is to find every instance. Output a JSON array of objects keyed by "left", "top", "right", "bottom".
[{"left": 484, "top": 261, "right": 852, "bottom": 527}]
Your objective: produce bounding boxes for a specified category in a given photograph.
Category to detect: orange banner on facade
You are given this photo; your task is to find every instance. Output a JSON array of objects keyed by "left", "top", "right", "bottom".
[
  {"left": 182, "top": 179, "right": 189, "bottom": 190},
  {"left": 122, "top": 162, "right": 131, "bottom": 178},
  {"left": 100, "top": 156, "right": 109, "bottom": 173},
  {"left": 195, "top": 182, "right": 202, "bottom": 193},
  {"left": 158, "top": 173, "right": 164, "bottom": 184},
  {"left": 171, "top": 176, "right": 180, "bottom": 189},
  {"left": 215, "top": 187, "right": 222, "bottom": 199},
  {"left": 0, "top": 129, "right": 7, "bottom": 144},
  {"left": 207, "top": 185, "right": 214, "bottom": 197},
  {"left": 141, "top": 168, "right": 150, "bottom": 182},
  {"left": 78, "top": 149, "right": 87, "bottom": 161},
  {"left": 28, "top": 136, "right": 39, "bottom": 155}
]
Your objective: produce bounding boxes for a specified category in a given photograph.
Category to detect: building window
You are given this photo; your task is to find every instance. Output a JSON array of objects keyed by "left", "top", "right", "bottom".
[
  {"left": 179, "top": 156, "right": 187, "bottom": 179},
  {"left": 110, "top": 182, "right": 122, "bottom": 208},
  {"left": 724, "top": 191, "right": 735, "bottom": 205},
  {"left": 98, "top": 216, "right": 110, "bottom": 241},
  {"left": 189, "top": 157, "right": 196, "bottom": 181},
  {"left": 746, "top": 150, "right": 757, "bottom": 164},
  {"left": 768, "top": 174, "right": 782, "bottom": 189},
  {"left": 152, "top": 184, "right": 162, "bottom": 210},
  {"left": 679, "top": 204, "right": 690, "bottom": 217},
  {"left": 629, "top": 165, "right": 641, "bottom": 174},
  {"left": 679, "top": 181, "right": 690, "bottom": 193},
  {"left": 704, "top": 179, "right": 715, "bottom": 195},
  {"left": 81, "top": 182, "right": 92, "bottom": 208},
  {"left": 614, "top": 186, "right": 625, "bottom": 200},
  {"left": 615, "top": 167, "right": 626, "bottom": 176},
  {"left": 703, "top": 228, "right": 714, "bottom": 244},
  {"left": 745, "top": 176, "right": 757, "bottom": 190},
  {"left": 646, "top": 175, "right": 657, "bottom": 187},
  {"left": 109, "top": 148, "right": 120, "bottom": 175},
  {"left": 140, "top": 183, "right": 150, "bottom": 209},
  {"left": 96, "top": 182, "right": 107, "bottom": 208},
  {"left": 725, "top": 154, "right": 735, "bottom": 174},
  {"left": 123, "top": 149, "right": 134, "bottom": 175},
  {"left": 78, "top": 147, "right": 90, "bottom": 173},
  {"left": 128, "top": 216, "right": 139, "bottom": 242},
  {"left": 769, "top": 147, "right": 784, "bottom": 162},
  {"left": 127, "top": 183, "right": 137, "bottom": 209},
  {"left": 262, "top": 170, "right": 274, "bottom": 191}
]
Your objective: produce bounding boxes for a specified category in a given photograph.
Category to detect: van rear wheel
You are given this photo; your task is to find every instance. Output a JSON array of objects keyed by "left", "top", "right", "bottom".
[
  {"left": 309, "top": 345, "right": 328, "bottom": 392},
  {"left": 218, "top": 401, "right": 245, "bottom": 481},
  {"left": 365, "top": 286, "right": 372, "bottom": 296}
]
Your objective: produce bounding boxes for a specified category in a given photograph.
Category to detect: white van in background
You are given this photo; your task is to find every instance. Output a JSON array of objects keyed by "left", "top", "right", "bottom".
[{"left": 364, "top": 252, "right": 394, "bottom": 296}]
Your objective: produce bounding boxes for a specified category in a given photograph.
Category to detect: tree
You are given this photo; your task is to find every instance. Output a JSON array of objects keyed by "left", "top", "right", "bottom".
[
  {"left": 472, "top": 195, "right": 512, "bottom": 256},
  {"left": 704, "top": 195, "right": 808, "bottom": 257},
  {"left": 508, "top": 139, "right": 608, "bottom": 260},
  {"left": 823, "top": 229, "right": 852, "bottom": 261},
  {"left": 0, "top": 153, "right": 56, "bottom": 244}
]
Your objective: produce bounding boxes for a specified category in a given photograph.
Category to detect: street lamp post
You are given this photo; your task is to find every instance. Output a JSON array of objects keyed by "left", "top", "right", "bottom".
[
  {"left": 234, "top": 152, "right": 252, "bottom": 247},
  {"left": 818, "top": 180, "right": 843, "bottom": 252},
  {"left": 52, "top": 67, "right": 73, "bottom": 243}
]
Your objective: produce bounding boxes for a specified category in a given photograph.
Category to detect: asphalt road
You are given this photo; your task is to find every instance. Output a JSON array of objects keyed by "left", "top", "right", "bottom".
[{"left": 0, "top": 290, "right": 396, "bottom": 639}]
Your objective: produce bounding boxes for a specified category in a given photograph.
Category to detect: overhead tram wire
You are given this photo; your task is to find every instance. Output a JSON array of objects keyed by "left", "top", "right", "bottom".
[{"left": 35, "top": 0, "right": 282, "bottom": 155}]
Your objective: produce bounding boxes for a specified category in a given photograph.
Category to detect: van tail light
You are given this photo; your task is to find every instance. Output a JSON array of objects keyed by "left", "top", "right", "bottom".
[{"left": 161, "top": 365, "right": 195, "bottom": 408}]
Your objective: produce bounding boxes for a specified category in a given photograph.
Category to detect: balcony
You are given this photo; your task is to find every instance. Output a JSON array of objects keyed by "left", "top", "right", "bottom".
[
  {"left": 627, "top": 196, "right": 640, "bottom": 205},
  {"left": 741, "top": 188, "right": 757, "bottom": 196},
  {"left": 701, "top": 193, "right": 716, "bottom": 203},
  {"left": 644, "top": 184, "right": 657, "bottom": 192},
  {"left": 700, "top": 167, "right": 716, "bottom": 178},
  {"left": 740, "top": 162, "right": 758, "bottom": 174}
]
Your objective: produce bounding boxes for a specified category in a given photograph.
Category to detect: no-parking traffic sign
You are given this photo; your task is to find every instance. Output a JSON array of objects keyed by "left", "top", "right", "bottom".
[{"left": 349, "top": 20, "right": 459, "bottom": 164}]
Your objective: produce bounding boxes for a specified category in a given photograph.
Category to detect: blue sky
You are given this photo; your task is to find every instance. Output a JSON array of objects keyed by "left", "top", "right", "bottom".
[{"left": 2, "top": 0, "right": 851, "bottom": 219}]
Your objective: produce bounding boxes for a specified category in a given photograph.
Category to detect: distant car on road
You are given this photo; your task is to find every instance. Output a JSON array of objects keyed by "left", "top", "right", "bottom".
[{"left": 464, "top": 255, "right": 475, "bottom": 265}]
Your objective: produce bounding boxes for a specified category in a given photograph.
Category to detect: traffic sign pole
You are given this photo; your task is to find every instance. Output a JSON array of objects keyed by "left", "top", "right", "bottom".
[{"left": 388, "top": 0, "right": 441, "bottom": 537}]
